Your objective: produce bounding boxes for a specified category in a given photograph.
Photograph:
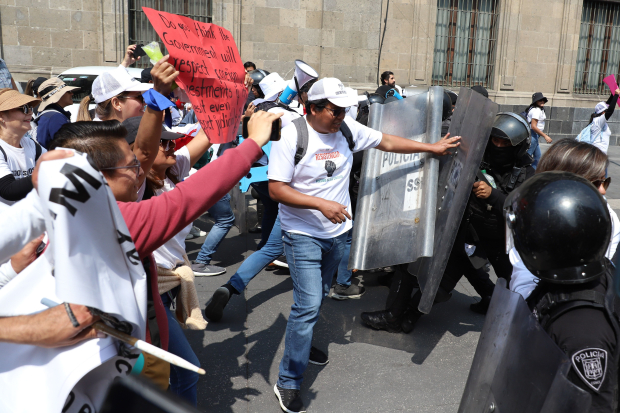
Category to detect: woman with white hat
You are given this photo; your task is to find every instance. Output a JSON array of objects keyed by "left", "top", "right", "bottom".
[
  {"left": 525, "top": 92, "right": 552, "bottom": 169},
  {"left": 0, "top": 89, "right": 45, "bottom": 205},
  {"left": 587, "top": 88, "right": 619, "bottom": 154},
  {"left": 33, "top": 77, "right": 80, "bottom": 149}
]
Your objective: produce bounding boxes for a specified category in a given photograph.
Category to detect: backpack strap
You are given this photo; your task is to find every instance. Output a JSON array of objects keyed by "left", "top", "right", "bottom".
[
  {"left": 293, "top": 117, "right": 308, "bottom": 166},
  {"left": 31, "top": 138, "right": 42, "bottom": 161},
  {"left": 534, "top": 290, "right": 607, "bottom": 331},
  {"left": 0, "top": 145, "right": 6, "bottom": 163},
  {"left": 339, "top": 120, "right": 355, "bottom": 151}
]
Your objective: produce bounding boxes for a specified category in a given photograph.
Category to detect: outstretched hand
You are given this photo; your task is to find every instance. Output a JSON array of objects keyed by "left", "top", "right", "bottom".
[
  {"left": 151, "top": 55, "right": 179, "bottom": 97},
  {"left": 431, "top": 133, "right": 461, "bottom": 156}
]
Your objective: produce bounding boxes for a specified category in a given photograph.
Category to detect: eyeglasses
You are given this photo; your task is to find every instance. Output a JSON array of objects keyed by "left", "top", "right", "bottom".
[
  {"left": 324, "top": 106, "right": 350, "bottom": 118},
  {"left": 160, "top": 139, "right": 176, "bottom": 151},
  {"left": 15, "top": 104, "right": 33, "bottom": 115},
  {"left": 118, "top": 93, "right": 145, "bottom": 105},
  {"left": 592, "top": 177, "right": 611, "bottom": 190},
  {"left": 100, "top": 156, "right": 141, "bottom": 177}
]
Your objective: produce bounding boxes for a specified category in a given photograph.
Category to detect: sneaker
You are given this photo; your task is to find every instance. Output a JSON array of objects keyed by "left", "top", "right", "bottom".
[
  {"left": 269, "top": 255, "right": 289, "bottom": 269},
  {"left": 204, "top": 286, "right": 231, "bottom": 322},
  {"left": 190, "top": 261, "right": 226, "bottom": 276},
  {"left": 308, "top": 346, "right": 329, "bottom": 366},
  {"left": 274, "top": 384, "right": 306, "bottom": 413},
  {"left": 470, "top": 295, "right": 492, "bottom": 315},
  {"left": 331, "top": 283, "right": 366, "bottom": 300},
  {"left": 360, "top": 310, "right": 402, "bottom": 333},
  {"left": 185, "top": 232, "right": 196, "bottom": 240},
  {"left": 190, "top": 226, "right": 207, "bottom": 237}
]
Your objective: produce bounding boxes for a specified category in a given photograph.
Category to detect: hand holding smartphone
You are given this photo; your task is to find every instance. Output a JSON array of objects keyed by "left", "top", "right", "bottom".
[{"left": 242, "top": 116, "right": 281, "bottom": 141}]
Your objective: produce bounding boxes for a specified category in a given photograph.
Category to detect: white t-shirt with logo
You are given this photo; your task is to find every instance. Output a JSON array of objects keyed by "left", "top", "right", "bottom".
[
  {"left": 137, "top": 145, "right": 192, "bottom": 270},
  {"left": 527, "top": 107, "right": 546, "bottom": 132},
  {"left": 0, "top": 136, "right": 46, "bottom": 205},
  {"left": 268, "top": 116, "right": 383, "bottom": 238}
]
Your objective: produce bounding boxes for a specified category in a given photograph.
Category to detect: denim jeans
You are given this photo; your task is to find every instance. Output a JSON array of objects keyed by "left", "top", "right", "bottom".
[
  {"left": 335, "top": 227, "right": 353, "bottom": 286},
  {"left": 228, "top": 216, "right": 284, "bottom": 293},
  {"left": 196, "top": 193, "right": 235, "bottom": 264},
  {"left": 527, "top": 132, "right": 541, "bottom": 170},
  {"left": 277, "top": 230, "right": 348, "bottom": 390},
  {"left": 250, "top": 181, "right": 279, "bottom": 250},
  {"left": 161, "top": 291, "right": 200, "bottom": 406}
]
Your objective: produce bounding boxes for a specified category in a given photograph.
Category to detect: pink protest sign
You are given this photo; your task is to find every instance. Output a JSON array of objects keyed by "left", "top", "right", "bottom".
[
  {"left": 603, "top": 75, "right": 619, "bottom": 94},
  {"left": 143, "top": 7, "right": 247, "bottom": 143}
]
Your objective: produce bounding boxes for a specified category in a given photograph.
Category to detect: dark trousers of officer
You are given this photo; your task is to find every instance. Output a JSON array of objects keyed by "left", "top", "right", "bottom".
[
  {"left": 384, "top": 229, "right": 497, "bottom": 320},
  {"left": 250, "top": 181, "right": 280, "bottom": 250}
]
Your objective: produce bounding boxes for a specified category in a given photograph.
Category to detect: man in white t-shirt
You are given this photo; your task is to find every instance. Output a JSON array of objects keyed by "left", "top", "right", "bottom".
[{"left": 268, "top": 77, "right": 460, "bottom": 413}]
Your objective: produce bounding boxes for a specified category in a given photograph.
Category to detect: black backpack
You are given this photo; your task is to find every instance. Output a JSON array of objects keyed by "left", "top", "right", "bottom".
[{"left": 291, "top": 117, "right": 355, "bottom": 165}]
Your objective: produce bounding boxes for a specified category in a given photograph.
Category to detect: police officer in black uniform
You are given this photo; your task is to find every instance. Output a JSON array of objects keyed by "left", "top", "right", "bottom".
[
  {"left": 505, "top": 171, "right": 619, "bottom": 413},
  {"left": 360, "top": 111, "right": 535, "bottom": 333}
]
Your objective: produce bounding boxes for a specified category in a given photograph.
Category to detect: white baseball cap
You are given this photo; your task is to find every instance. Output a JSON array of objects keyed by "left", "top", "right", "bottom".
[
  {"left": 259, "top": 73, "right": 286, "bottom": 101},
  {"left": 91, "top": 66, "right": 153, "bottom": 103},
  {"left": 308, "top": 78, "right": 357, "bottom": 108},
  {"left": 595, "top": 101, "right": 609, "bottom": 115}
]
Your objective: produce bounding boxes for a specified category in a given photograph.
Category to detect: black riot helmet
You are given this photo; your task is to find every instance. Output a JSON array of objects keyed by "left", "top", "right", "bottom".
[
  {"left": 504, "top": 171, "right": 611, "bottom": 284},
  {"left": 484, "top": 112, "right": 532, "bottom": 167},
  {"left": 248, "top": 69, "right": 270, "bottom": 85},
  {"left": 365, "top": 92, "right": 385, "bottom": 105},
  {"left": 442, "top": 91, "right": 453, "bottom": 121}
]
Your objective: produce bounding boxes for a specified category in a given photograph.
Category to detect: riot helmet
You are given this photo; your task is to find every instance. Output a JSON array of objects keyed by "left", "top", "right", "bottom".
[
  {"left": 442, "top": 91, "right": 452, "bottom": 121},
  {"left": 484, "top": 112, "right": 532, "bottom": 168},
  {"left": 504, "top": 171, "right": 611, "bottom": 284},
  {"left": 445, "top": 90, "right": 457, "bottom": 106},
  {"left": 248, "top": 69, "right": 269, "bottom": 85},
  {"left": 365, "top": 92, "right": 385, "bottom": 105},
  {"left": 384, "top": 95, "right": 399, "bottom": 104}
]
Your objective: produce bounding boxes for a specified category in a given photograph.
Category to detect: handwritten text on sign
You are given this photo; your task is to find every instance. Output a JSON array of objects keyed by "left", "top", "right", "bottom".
[{"left": 143, "top": 7, "right": 247, "bottom": 144}]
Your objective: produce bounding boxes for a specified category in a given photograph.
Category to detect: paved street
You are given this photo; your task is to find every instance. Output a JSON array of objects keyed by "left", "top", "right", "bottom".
[{"left": 183, "top": 142, "right": 620, "bottom": 413}]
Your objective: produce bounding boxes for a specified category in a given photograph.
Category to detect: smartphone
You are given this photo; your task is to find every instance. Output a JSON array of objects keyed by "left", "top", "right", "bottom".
[
  {"left": 132, "top": 44, "right": 147, "bottom": 58},
  {"left": 242, "top": 116, "right": 281, "bottom": 141}
]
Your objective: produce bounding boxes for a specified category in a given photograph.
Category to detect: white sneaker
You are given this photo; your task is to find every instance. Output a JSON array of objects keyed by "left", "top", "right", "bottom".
[
  {"left": 190, "top": 226, "right": 207, "bottom": 237},
  {"left": 185, "top": 233, "right": 196, "bottom": 240}
]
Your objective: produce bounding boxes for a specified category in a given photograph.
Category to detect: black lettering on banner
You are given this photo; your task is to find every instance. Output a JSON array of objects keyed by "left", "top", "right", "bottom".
[
  {"left": 159, "top": 13, "right": 176, "bottom": 29},
  {"left": 162, "top": 32, "right": 217, "bottom": 59},
  {"left": 116, "top": 359, "right": 132, "bottom": 375},
  {"left": 78, "top": 404, "right": 93, "bottom": 413},
  {"left": 62, "top": 392, "right": 75, "bottom": 413},
  {"left": 49, "top": 164, "right": 102, "bottom": 216},
  {"left": 218, "top": 27, "right": 230, "bottom": 41},
  {"left": 116, "top": 230, "right": 140, "bottom": 265},
  {"left": 194, "top": 22, "right": 216, "bottom": 39}
]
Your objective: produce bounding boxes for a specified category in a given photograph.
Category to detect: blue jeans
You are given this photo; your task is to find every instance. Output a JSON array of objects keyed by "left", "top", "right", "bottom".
[
  {"left": 250, "top": 181, "right": 279, "bottom": 250},
  {"left": 527, "top": 132, "right": 541, "bottom": 170},
  {"left": 228, "top": 216, "right": 283, "bottom": 293},
  {"left": 336, "top": 227, "right": 353, "bottom": 286},
  {"left": 161, "top": 291, "right": 200, "bottom": 406},
  {"left": 196, "top": 194, "right": 235, "bottom": 264},
  {"left": 277, "top": 230, "right": 348, "bottom": 390}
]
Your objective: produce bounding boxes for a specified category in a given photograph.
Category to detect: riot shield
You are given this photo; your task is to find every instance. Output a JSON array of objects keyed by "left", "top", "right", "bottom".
[
  {"left": 348, "top": 86, "right": 444, "bottom": 270},
  {"left": 409, "top": 88, "right": 497, "bottom": 313},
  {"left": 458, "top": 279, "right": 591, "bottom": 413}
]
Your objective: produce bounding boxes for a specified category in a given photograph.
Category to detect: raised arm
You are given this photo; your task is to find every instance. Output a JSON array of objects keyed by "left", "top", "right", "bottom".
[
  {"left": 133, "top": 55, "right": 179, "bottom": 188},
  {"left": 184, "top": 127, "right": 212, "bottom": 167},
  {"left": 376, "top": 133, "right": 460, "bottom": 155}
]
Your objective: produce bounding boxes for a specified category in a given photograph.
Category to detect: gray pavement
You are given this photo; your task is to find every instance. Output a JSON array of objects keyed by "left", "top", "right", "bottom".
[{"left": 179, "top": 142, "right": 620, "bottom": 412}]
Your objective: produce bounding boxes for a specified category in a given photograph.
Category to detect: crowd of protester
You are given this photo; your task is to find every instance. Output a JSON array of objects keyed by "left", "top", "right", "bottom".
[{"left": 0, "top": 47, "right": 618, "bottom": 413}]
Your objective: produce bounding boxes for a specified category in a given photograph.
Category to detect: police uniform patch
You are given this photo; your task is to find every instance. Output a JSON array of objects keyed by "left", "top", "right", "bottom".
[{"left": 571, "top": 348, "right": 607, "bottom": 392}]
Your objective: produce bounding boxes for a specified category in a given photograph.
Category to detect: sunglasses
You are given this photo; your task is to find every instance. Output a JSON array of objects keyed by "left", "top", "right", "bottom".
[
  {"left": 160, "top": 139, "right": 176, "bottom": 151},
  {"left": 324, "top": 106, "right": 350, "bottom": 118},
  {"left": 592, "top": 177, "right": 611, "bottom": 190},
  {"left": 118, "top": 93, "right": 145, "bottom": 105},
  {"left": 101, "top": 156, "right": 141, "bottom": 177},
  {"left": 15, "top": 104, "right": 33, "bottom": 114}
]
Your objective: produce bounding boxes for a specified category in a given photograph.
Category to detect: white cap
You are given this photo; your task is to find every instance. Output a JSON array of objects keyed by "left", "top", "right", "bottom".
[
  {"left": 92, "top": 66, "right": 153, "bottom": 103},
  {"left": 308, "top": 78, "right": 357, "bottom": 108},
  {"left": 260, "top": 73, "right": 287, "bottom": 101},
  {"left": 595, "top": 101, "right": 609, "bottom": 115}
]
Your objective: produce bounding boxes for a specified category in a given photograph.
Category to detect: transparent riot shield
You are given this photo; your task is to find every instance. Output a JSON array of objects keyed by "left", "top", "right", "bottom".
[
  {"left": 458, "top": 280, "right": 591, "bottom": 413},
  {"left": 408, "top": 88, "right": 498, "bottom": 313},
  {"left": 348, "top": 86, "right": 444, "bottom": 271}
]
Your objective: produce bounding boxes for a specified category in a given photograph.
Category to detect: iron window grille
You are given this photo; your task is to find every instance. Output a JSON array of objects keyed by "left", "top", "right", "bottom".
[
  {"left": 432, "top": 0, "right": 500, "bottom": 89},
  {"left": 574, "top": 1, "right": 620, "bottom": 95},
  {"left": 129, "top": 0, "right": 212, "bottom": 68}
]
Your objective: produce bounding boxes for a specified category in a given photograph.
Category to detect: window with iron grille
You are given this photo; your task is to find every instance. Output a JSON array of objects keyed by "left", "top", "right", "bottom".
[
  {"left": 431, "top": 0, "right": 500, "bottom": 89},
  {"left": 129, "top": 0, "right": 212, "bottom": 68},
  {"left": 574, "top": 1, "right": 620, "bottom": 95}
]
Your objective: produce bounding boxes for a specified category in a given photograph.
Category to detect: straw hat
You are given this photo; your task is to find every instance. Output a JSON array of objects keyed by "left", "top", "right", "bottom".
[
  {"left": 38, "top": 77, "right": 80, "bottom": 111},
  {"left": 0, "top": 89, "right": 40, "bottom": 112}
]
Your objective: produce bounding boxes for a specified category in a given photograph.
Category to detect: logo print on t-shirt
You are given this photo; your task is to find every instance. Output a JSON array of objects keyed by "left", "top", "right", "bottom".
[{"left": 325, "top": 160, "right": 336, "bottom": 177}]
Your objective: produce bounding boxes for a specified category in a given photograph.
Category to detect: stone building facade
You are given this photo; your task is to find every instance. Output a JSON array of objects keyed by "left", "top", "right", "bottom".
[{"left": 1, "top": 0, "right": 620, "bottom": 142}]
